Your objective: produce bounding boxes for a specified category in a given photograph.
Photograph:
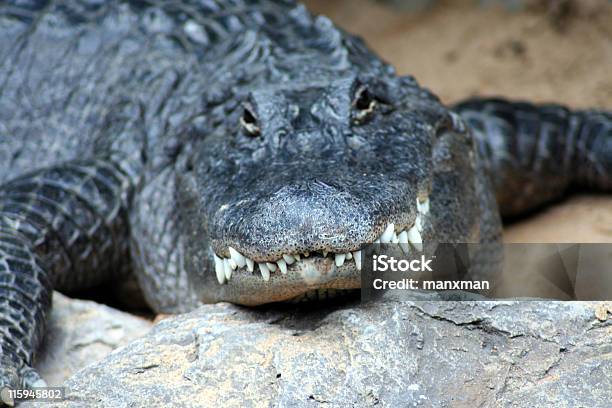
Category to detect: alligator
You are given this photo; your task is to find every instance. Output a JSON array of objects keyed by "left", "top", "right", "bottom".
[{"left": 0, "top": 0, "right": 610, "bottom": 402}]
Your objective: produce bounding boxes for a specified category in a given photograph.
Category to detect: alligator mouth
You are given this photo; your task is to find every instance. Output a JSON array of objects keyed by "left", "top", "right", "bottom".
[{"left": 212, "top": 197, "right": 430, "bottom": 285}]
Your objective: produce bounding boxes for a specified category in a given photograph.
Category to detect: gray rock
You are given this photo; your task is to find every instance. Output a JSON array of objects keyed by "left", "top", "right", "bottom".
[
  {"left": 34, "top": 292, "right": 152, "bottom": 386},
  {"left": 35, "top": 299, "right": 612, "bottom": 407}
]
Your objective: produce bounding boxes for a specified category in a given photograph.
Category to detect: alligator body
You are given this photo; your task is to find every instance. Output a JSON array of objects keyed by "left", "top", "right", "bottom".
[{"left": 0, "top": 0, "right": 610, "bottom": 399}]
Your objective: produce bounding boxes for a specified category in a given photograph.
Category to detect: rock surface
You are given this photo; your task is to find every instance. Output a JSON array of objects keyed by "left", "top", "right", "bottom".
[
  {"left": 33, "top": 292, "right": 152, "bottom": 387},
  {"left": 36, "top": 298, "right": 611, "bottom": 407}
]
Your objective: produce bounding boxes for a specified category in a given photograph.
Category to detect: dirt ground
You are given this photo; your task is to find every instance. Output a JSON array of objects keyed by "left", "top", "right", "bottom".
[{"left": 305, "top": 0, "right": 612, "bottom": 243}]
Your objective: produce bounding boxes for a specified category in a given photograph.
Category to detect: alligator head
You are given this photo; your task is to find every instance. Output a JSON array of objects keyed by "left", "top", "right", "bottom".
[
  {"left": 174, "top": 69, "right": 483, "bottom": 305},
  {"left": 156, "top": 11, "right": 492, "bottom": 306}
]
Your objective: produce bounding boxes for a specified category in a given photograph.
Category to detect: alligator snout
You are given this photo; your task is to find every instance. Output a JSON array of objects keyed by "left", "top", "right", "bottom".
[{"left": 210, "top": 175, "right": 431, "bottom": 287}]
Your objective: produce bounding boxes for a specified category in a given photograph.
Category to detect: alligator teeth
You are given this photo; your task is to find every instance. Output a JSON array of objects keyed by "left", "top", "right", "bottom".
[
  {"left": 398, "top": 231, "right": 410, "bottom": 254},
  {"left": 214, "top": 254, "right": 225, "bottom": 284},
  {"left": 215, "top": 245, "right": 364, "bottom": 282},
  {"left": 223, "top": 259, "right": 233, "bottom": 280},
  {"left": 277, "top": 259, "right": 288, "bottom": 274},
  {"left": 353, "top": 250, "right": 362, "bottom": 271},
  {"left": 380, "top": 223, "right": 394, "bottom": 243},
  {"left": 228, "top": 246, "right": 246, "bottom": 268},
  {"left": 259, "top": 263, "right": 270, "bottom": 281},
  {"left": 371, "top": 196, "right": 429, "bottom": 251},
  {"left": 335, "top": 253, "right": 346, "bottom": 267},
  {"left": 415, "top": 215, "right": 423, "bottom": 233},
  {"left": 407, "top": 226, "right": 423, "bottom": 251},
  {"left": 283, "top": 254, "right": 295, "bottom": 265},
  {"left": 417, "top": 197, "right": 430, "bottom": 215},
  {"left": 391, "top": 231, "right": 399, "bottom": 244}
]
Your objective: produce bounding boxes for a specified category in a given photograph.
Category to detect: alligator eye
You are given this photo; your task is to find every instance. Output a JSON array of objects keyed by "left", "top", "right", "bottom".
[
  {"left": 240, "top": 104, "right": 260, "bottom": 136},
  {"left": 352, "top": 85, "right": 377, "bottom": 123}
]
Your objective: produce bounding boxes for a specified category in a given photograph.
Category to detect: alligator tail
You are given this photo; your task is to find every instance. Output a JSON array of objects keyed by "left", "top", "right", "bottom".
[{"left": 453, "top": 98, "right": 612, "bottom": 218}]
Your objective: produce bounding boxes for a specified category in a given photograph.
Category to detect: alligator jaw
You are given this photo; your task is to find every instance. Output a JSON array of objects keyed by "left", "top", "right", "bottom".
[{"left": 210, "top": 196, "right": 430, "bottom": 298}]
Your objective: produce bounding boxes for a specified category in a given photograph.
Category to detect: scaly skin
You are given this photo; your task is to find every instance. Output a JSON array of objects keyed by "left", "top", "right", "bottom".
[{"left": 0, "top": 0, "right": 610, "bottom": 401}]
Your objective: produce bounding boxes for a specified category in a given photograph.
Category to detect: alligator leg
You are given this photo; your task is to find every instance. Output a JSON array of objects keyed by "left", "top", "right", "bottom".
[
  {"left": 453, "top": 98, "right": 612, "bottom": 217},
  {"left": 0, "top": 158, "right": 135, "bottom": 405}
]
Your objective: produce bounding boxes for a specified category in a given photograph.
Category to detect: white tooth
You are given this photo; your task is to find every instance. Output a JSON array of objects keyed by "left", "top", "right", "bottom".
[
  {"left": 415, "top": 214, "right": 423, "bottom": 233},
  {"left": 228, "top": 246, "right": 246, "bottom": 268},
  {"left": 417, "top": 197, "right": 430, "bottom": 214},
  {"left": 380, "top": 223, "right": 394, "bottom": 243},
  {"left": 259, "top": 263, "right": 270, "bottom": 281},
  {"left": 353, "top": 250, "right": 362, "bottom": 271},
  {"left": 335, "top": 253, "right": 346, "bottom": 267},
  {"left": 294, "top": 253, "right": 301, "bottom": 261},
  {"left": 278, "top": 259, "right": 287, "bottom": 274},
  {"left": 391, "top": 232, "right": 399, "bottom": 244},
  {"left": 223, "top": 259, "right": 233, "bottom": 280},
  {"left": 283, "top": 254, "right": 296, "bottom": 265},
  {"left": 408, "top": 226, "right": 423, "bottom": 251},
  {"left": 228, "top": 258, "right": 237, "bottom": 270},
  {"left": 346, "top": 252, "right": 352, "bottom": 260},
  {"left": 246, "top": 258, "right": 254, "bottom": 272},
  {"left": 214, "top": 255, "right": 225, "bottom": 284},
  {"left": 303, "top": 251, "right": 310, "bottom": 257},
  {"left": 266, "top": 262, "right": 277, "bottom": 272},
  {"left": 322, "top": 250, "right": 328, "bottom": 257},
  {"left": 398, "top": 231, "right": 410, "bottom": 254}
]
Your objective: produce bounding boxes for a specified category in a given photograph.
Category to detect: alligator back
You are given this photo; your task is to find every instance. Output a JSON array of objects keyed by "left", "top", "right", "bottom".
[{"left": 0, "top": 0, "right": 301, "bottom": 182}]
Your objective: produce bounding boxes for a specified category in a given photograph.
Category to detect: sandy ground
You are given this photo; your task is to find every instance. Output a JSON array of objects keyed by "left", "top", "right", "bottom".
[{"left": 305, "top": 0, "right": 612, "bottom": 244}]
